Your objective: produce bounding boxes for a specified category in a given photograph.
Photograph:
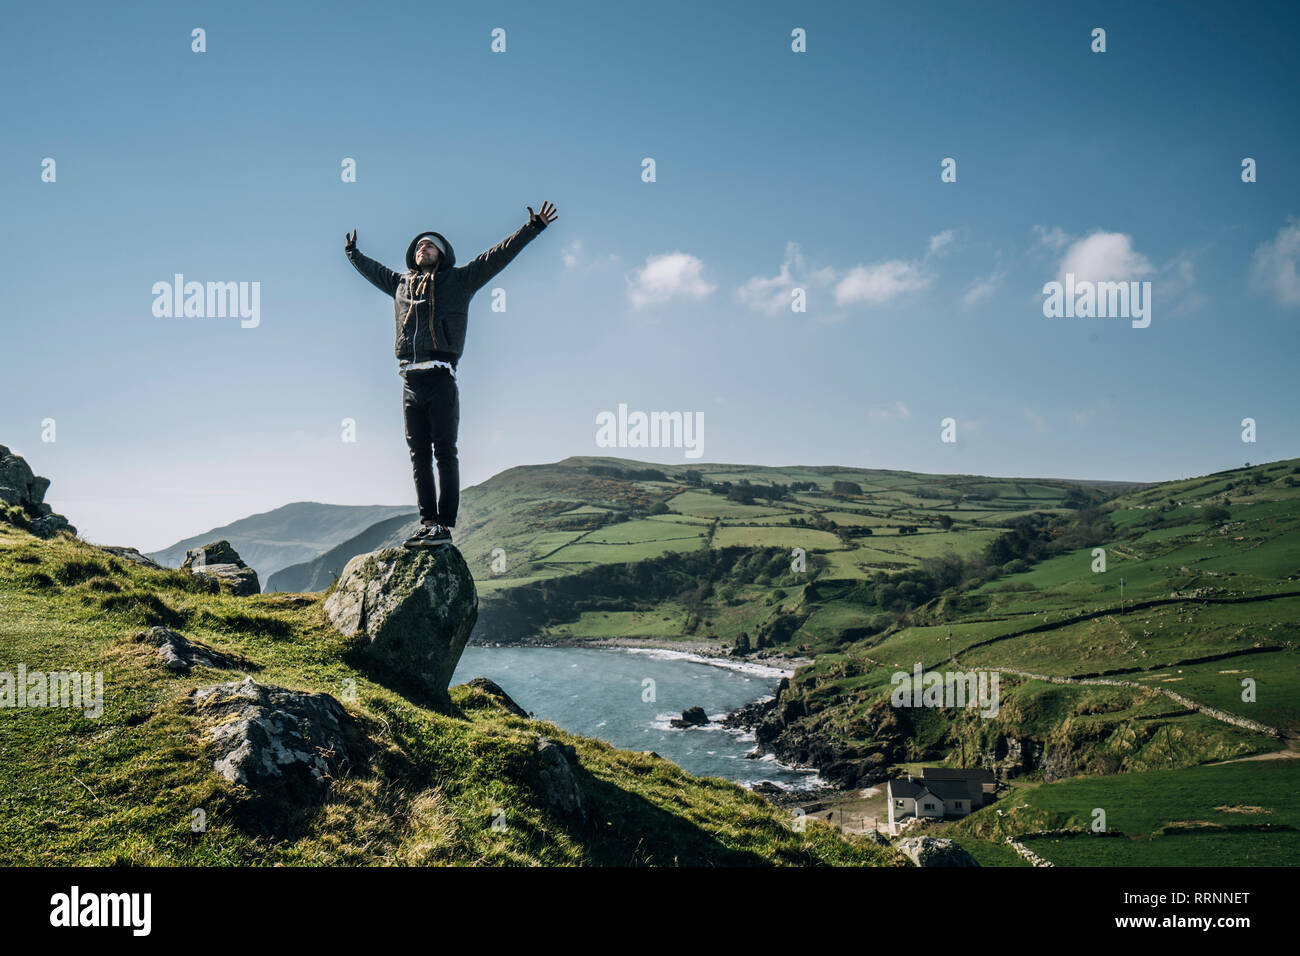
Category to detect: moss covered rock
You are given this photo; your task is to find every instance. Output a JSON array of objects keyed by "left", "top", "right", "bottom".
[{"left": 323, "top": 546, "right": 477, "bottom": 707}]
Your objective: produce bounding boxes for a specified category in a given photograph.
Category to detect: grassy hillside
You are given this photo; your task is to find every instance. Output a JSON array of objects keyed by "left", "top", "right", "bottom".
[
  {"left": 274, "top": 457, "right": 1135, "bottom": 595},
  {"left": 761, "top": 458, "right": 1300, "bottom": 786},
  {"left": 938, "top": 758, "right": 1300, "bottom": 866},
  {"left": 442, "top": 457, "right": 1143, "bottom": 648},
  {"left": 0, "top": 515, "right": 899, "bottom": 867}
]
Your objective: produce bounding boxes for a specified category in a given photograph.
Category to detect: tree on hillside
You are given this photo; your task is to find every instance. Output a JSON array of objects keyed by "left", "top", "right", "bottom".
[
  {"left": 1202, "top": 503, "right": 1231, "bottom": 525},
  {"left": 1062, "top": 486, "right": 1093, "bottom": 509}
]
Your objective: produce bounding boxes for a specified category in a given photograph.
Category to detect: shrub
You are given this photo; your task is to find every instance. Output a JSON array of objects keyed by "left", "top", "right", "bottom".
[
  {"left": 1202, "top": 504, "right": 1231, "bottom": 525},
  {"left": 54, "top": 559, "right": 112, "bottom": 586}
]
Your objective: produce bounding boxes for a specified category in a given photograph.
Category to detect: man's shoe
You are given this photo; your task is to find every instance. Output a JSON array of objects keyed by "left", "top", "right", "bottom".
[
  {"left": 403, "top": 523, "right": 452, "bottom": 548},
  {"left": 402, "top": 524, "right": 435, "bottom": 548}
]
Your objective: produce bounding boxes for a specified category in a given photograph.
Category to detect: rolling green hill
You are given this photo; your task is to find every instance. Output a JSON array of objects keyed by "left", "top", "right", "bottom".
[
  {"left": 6, "top": 451, "right": 1296, "bottom": 866},
  {"left": 750, "top": 457, "right": 1299, "bottom": 799},
  {"left": 450, "top": 455, "right": 1299, "bottom": 867}
]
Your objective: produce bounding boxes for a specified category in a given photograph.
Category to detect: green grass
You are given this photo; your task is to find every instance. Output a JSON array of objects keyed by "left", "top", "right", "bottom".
[
  {"left": 0, "top": 521, "right": 902, "bottom": 867},
  {"left": 943, "top": 759, "right": 1300, "bottom": 866}
]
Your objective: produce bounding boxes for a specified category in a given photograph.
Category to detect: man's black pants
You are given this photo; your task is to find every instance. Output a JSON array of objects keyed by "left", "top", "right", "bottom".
[{"left": 402, "top": 367, "right": 459, "bottom": 527}]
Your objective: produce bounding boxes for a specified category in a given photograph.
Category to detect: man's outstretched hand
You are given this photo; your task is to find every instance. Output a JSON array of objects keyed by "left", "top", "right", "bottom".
[
  {"left": 527, "top": 202, "right": 558, "bottom": 230},
  {"left": 345, "top": 229, "right": 357, "bottom": 253}
]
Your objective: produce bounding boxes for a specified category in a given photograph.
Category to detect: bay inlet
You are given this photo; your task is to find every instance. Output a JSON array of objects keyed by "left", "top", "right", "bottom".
[{"left": 450, "top": 645, "right": 824, "bottom": 790}]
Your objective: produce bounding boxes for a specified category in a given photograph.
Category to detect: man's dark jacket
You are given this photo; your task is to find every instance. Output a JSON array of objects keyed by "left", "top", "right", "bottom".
[{"left": 347, "top": 216, "right": 546, "bottom": 370}]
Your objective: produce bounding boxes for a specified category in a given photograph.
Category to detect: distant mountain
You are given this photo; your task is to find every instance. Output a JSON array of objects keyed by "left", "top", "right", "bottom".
[
  {"left": 146, "top": 502, "right": 416, "bottom": 588},
  {"left": 265, "top": 511, "right": 419, "bottom": 592}
]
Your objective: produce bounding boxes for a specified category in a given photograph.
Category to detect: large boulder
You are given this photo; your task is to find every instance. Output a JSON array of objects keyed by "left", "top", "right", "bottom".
[
  {"left": 0, "top": 444, "right": 76, "bottom": 538},
  {"left": 182, "top": 540, "right": 260, "bottom": 596},
  {"left": 894, "top": 835, "right": 980, "bottom": 867},
  {"left": 0, "top": 444, "right": 45, "bottom": 507},
  {"left": 322, "top": 546, "right": 477, "bottom": 707},
  {"left": 189, "top": 677, "right": 360, "bottom": 832}
]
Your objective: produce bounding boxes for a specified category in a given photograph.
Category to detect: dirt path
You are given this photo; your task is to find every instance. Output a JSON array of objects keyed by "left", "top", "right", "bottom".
[{"left": 1208, "top": 736, "right": 1300, "bottom": 764}]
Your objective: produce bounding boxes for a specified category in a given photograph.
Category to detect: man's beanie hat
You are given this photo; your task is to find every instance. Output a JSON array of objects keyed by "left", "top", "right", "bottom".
[{"left": 406, "top": 231, "right": 456, "bottom": 272}]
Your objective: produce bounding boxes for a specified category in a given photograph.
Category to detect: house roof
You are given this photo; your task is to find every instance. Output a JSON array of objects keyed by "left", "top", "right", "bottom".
[
  {"left": 922, "top": 767, "right": 995, "bottom": 783},
  {"left": 887, "top": 779, "right": 927, "bottom": 799},
  {"left": 888, "top": 777, "right": 978, "bottom": 805},
  {"left": 923, "top": 780, "right": 975, "bottom": 802}
]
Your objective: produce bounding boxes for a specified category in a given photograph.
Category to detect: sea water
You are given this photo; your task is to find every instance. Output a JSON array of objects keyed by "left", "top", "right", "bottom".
[{"left": 450, "top": 645, "right": 823, "bottom": 790}]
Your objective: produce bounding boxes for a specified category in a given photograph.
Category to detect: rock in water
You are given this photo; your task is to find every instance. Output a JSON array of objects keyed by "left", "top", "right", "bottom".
[
  {"left": 322, "top": 546, "right": 478, "bottom": 707},
  {"left": 670, "top": 705, "right": 710, "bottom": 728},
  {"left": 894, "top": 835, "right": 980, "bottom": 867},
  {"left": 181, "top": 540, "right": 260, "bottom": 596},
  {"left": 0, "top": 444, "right": 77, "bottom": 538}
]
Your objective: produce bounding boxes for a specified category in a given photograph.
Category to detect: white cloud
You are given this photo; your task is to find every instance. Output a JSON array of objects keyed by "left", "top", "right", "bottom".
[
  {"left": 835, "top": 260, "right": 932, "bottom": 307},
  {"left": 739, "top": 234, "right": 942, "bottom": 313},
  {"left": 1023, "top": 407, "right": 1047, "bottom": 433},
  {"left": 1250, "top": 218, "right": 1300, "bottom": 307},
  {"left": 1057, "top": 231, "right": 1155, "bottom": 284},
  {"left": 868, "top": 400, "right": 911, "bottom": 420},
  {"left": 963, "top": 270, "right": 1004, "bottom": 306},
  {"left": 1041, "top": 227, "right": 1201, "bottom": 315},
  {"left": 928, "top": 230, "right": 956, "bottom": 256},
  {"left": 626, "top": 251, "right": 716, "bottom": 308},
  {"left": 1032, "top": 225, "right": 1070, "bottom": 251},
  {"left": 735, "top": 241, "right": 836, "bottom": 316},
  {"left": 563, "top": 239, "right": 619, "bottom": 271},
  {"left": 1072, "top": 409, "right": 1096, "bottom": 426}
]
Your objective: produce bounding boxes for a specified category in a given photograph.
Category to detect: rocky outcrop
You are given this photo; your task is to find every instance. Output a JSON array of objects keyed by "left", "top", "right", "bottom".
[
  {"left": 323, "top": 546, "right": 477, "bottom": 707},
  {"left": 189, "top": 677, "right": 360, "bottom": 831},
  {"left": 0, "top": 444, "right": 76, "bottom": 538},
  {"left": 894, "top": 836, "right": 979, "bottom": 867},
  {"left": 978, "top": 733, "right": 1044, "bottom": 780},
  {"left": 465, "top": 677, "right": 530, "bottom": 718},
  {"left": 182, "top": 540, "right": 260, "bottom": 596},
  {"left": 99, "top": 546, "right": 163, "bottom": 569},
  {"left": 725, "top": 686, "right": 905, "bottom": 789},
  {"left": 531, "top": 737, "right": 586, "bottom": 823},
  {"left": 134, "top": 626, "right": 255, "bottom": 674},
  {"left": 670, "top": 705, "right": 709, "bottom": 728}
]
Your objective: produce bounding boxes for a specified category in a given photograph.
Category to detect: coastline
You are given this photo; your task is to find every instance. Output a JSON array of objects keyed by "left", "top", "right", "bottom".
[
  {"left": 470, "top": 633, "right": 814, "bottom": 676},
  {"left": 466, "top": 635, "right": 845, "bottom": 799}
]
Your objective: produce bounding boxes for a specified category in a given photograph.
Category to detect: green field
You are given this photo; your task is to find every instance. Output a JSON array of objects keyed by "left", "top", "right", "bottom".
[{"left": 942, "top": 759, "right": 1300, "bottom": 866}]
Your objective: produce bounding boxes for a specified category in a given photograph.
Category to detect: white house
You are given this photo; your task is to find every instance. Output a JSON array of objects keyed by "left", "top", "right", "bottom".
[{"left": 886, "top": 768, "right": 994, "bottom": 834}]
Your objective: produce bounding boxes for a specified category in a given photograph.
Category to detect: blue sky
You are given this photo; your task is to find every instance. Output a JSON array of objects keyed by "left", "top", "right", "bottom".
[{"left": 2, "top": 0, "right": 1297, "bottom": 552}]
